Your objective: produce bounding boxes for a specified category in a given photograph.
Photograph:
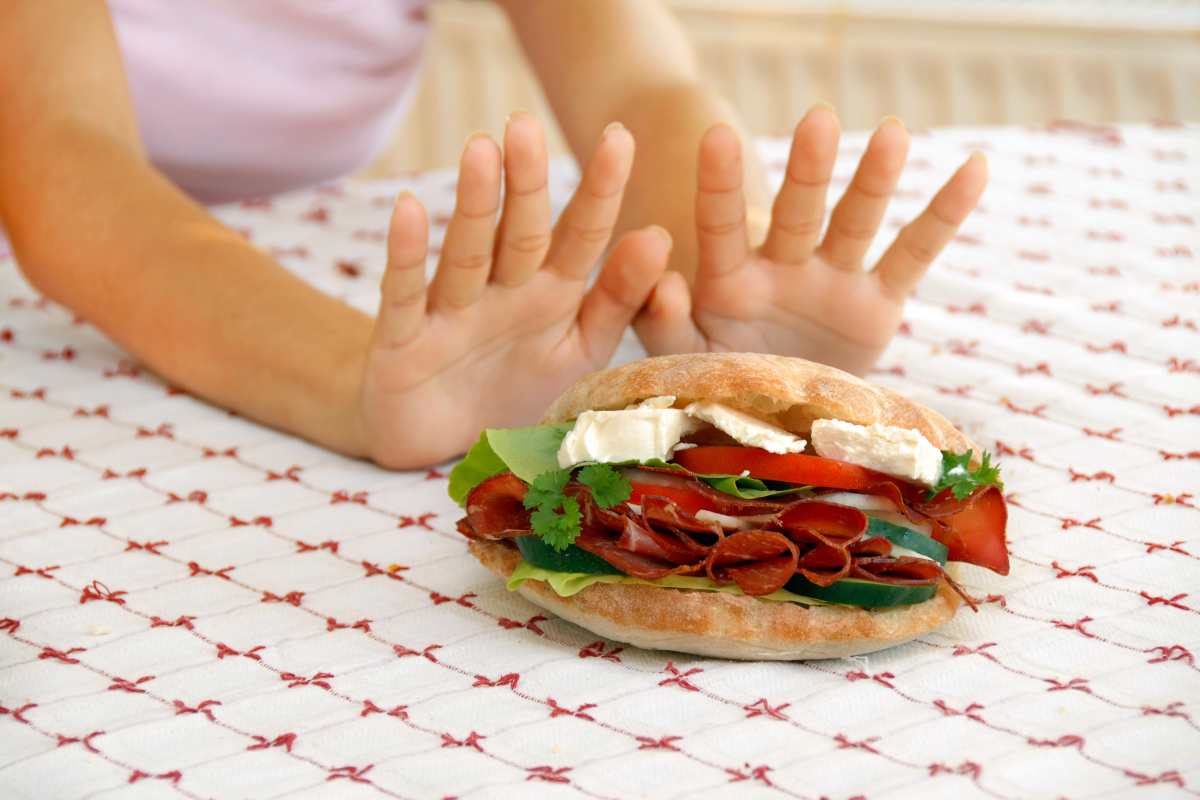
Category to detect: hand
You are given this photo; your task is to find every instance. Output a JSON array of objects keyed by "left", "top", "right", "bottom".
[
  {"left": 359, "top": 114, "right": 671, "bottom": 468},
  {"left": 633, "top": 107, "right": 987, "bottom": 374}
]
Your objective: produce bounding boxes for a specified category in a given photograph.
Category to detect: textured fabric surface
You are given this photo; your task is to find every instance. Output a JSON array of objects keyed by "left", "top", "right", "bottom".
[{"left": 1, "top": 123, "right": 1197, "bottom": 799}]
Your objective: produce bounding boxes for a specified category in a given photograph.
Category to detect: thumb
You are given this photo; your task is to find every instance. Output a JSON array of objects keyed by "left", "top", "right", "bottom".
[
  {"left": 633, "top": 269, "right": 704, "bottom": 355},
  {"left": 576, "top": 226, "right": 672, "bottom": 364}
]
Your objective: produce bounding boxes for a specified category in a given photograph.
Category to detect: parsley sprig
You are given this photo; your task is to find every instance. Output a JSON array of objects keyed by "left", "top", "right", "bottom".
[
  {"left": 523, "top": 464, "right": 631, "bottom": 551},
  {"left": 929, "top": 450, "right": 1003, "bottom": 500}
]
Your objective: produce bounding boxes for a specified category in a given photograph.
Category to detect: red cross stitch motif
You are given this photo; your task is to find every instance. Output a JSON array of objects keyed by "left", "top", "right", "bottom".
[
  {"left": 79, "top": 581, "right": 127, "bottom": 605},
  {"left": 472, "top": 672, "right": 519, "bottom": 689},
  {"left": 578, "top": 640, "right": 623, "bottom": 661},
  {"left": 1147, "top": 645, "right": 1193, "bottom": 666},
  {"left": 59, "top": 516, "right": 106, "bottom": 527},
  {"left": 188, "top": 562, "right": 234, "bottom": 580},
  {"left": 397, "top": 512, "right": 437, "bottom": 529},
  {"left": 331, "top": 489, "right": 368, "bottom": 504},
  {"left": 14, "top": 565, "right": 59, "bottom": 579},
  {"left": 0, "top": 617, "right": 20, "bottom": 634},
  {"left": 1145, "top": 541, "right": 1192, "bottom": 557},
  {"left": 1045, "top": 677, "right": 1091, "bottom": 694},
  {"left": 363, "top": 560, "right": 407, "bottom": 580},
  {"left": 36, "top": 446, "right": 75, "bottom": 459},
  {"left": 267, "top": 465, "right": 303, "bottom": 481},
  {"left": 547, "top": 699, "right": 596, "bottom": 721},
  {"left": 637, "top": 735, "right": 682, "bottom": 750},
  {"left": 279, "top": 672, "right": 334, "bottom": 690},
  {"left": 0, "top": 703, "right": 36, "bottom": 723},
  {"left": 744, "top": 698, "right": 790, "bottom": 721},
  {"left": 150, "top": 615, "right": 195, "bottom": 630},
  {"left": 1069, "top": 469, "right": 1115, "bottom": 483},
  {"left": 326, "top": 617, "right": 371, "bottom": 633},
  {"left": 128, "top": 770, "right": 181, "bottom": 785},
  {"left": 109, "top": 676, "right": 155, "bottom": 694},
  {"left": 39, "top": 646, "right": 86, "bottom": 664},
  {"left": 297, "top": 539, "right": 339, "bottom": 554},
  {"left": 429, "top": 591, "right": 476, "bottom": 607},
  {"left": 173, "top": 699, "right": 221, "bottom": 720},
  {"left": 1139, "top": 592, "right": 1190, "bottom": 610},
  {"left": 727, "top": 764, "right": 775, "bottom": 786},
  {"left": 261, "top": 590, "right": 304, "bottom": 606},
  {"left": 441, "top": 731, "right": 486, "bottom": 751},
  {"left": 393, "top": 644, "right": 442, "bottom": 662},
  {"left": 1051, "top": 562, "right": 1098, "bottom": 582},
  {"left": 360, "top": 700, "right": 409, "bottom": 719},
  {"left": 247, "top": 733, "right": 296, "bottom": 752},
  {"left": 328, "top": 764, "right": 374, "bottom": 783},
  {"left": 167, "top": 490, "right": 208, "bottom": 504},
  {"left": 215, "top": 643, "right": 264, "bottom": 661},
  {"left": 659, "top": 662, "right": 703, "bottom": 691},
  {"left": 496, "top": 614, "right": 546, "bottom": 635},
  {"left": 230, "top": 515, "right": 273, "bottom": 527},
  {"left": 1052, "top": 617, "right": 1097, "bottom": 638},
  {"left": 526, "top": 766, "right": 571, "bottom": 784},
  {"left": 933, "top": 699, "right": 986, "bottom": 721},
  {"left": 125, "top": 540, "right": 168, "bottom": 555}
]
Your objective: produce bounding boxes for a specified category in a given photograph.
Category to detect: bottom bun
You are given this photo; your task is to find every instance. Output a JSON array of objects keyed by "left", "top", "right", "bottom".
[{"left": 469, "top": 540, "right": 962, "bottom": 661}]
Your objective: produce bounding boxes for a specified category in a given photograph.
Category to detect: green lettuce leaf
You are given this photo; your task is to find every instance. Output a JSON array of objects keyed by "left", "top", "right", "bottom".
[
  {"left": 506, "top": 559, "right": 831, "bottom": 605},
  {"left": 448, "top": 423, "right": 573, "bottom": 506}
]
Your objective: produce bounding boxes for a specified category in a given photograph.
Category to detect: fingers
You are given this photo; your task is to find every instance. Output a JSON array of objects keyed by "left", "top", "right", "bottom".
[
  {"left": 873, "top": 152, "right": 988, "bottom": 299},
  {"left": 428, "top": 134, "right": 502, "bottom": 311},
  {"left": 761, "top": 104, "right": 840, "bottom": 264},
  {"left": 373, "top": 192, "right": 429, "bottom": 350},
  {"left": 544, "top": 121, "right": 635, "bottom": 280},
  {"left": 577, "top": 227, "right": 672, "bottom": 363},
  {"left": 695, "top": 123, "right": 750, "bottom": 279},
  {"left": 817, "top": 117, "right": 910, "bottom": 271},
  {"left": 490, "top": 112, "right": 552, "bottom": 287},
  {"left": 632, "top": 269, "right": 705, "bottom": 355}
]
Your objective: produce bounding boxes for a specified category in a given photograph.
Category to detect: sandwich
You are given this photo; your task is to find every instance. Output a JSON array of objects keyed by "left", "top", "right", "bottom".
[{"left": 449, "top": 353, "right": 1008, "bottom": 660}]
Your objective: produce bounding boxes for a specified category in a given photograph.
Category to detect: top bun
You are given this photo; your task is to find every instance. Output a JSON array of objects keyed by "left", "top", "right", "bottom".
[{"left": 541, "top": 353, "right": 976, "bottom": 455}]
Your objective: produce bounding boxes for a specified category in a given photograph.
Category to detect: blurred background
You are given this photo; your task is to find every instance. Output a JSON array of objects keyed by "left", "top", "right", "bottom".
[{"left": 362, "top": 0, "right": 1200, "bottom": 175}]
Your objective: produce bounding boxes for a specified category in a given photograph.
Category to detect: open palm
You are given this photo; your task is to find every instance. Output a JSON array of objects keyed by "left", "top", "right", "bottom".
[
  {"left": 361, "top": 114, "right": 670, "bottom": 468},
  {"left": 635, "top": 108, "right": 987, "bottom": 375}
]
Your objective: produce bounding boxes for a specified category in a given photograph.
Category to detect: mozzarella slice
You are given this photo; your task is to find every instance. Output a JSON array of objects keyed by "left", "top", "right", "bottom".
[
  {"left": 557, "top": 400, "right": 701, "bottom": 467},
  {"left": 810, "top": 419, "right": 943, "bottom": 486},
  {"left": 684, "top": 401, "right": 807, "bottom": 454}
]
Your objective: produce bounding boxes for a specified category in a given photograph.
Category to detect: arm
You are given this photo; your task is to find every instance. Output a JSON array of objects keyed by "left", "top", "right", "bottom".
[
  {"left": 1, "top": 1, "right": 671, "bottom": 467},
  {"left": 0, "top": 1, "right": 371, "bottom": 455},
  {"left": 498, "top": 0, "right": 769, "bottom": 278}
]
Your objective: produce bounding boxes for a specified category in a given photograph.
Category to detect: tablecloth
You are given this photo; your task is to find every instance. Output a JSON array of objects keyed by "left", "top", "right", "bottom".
[{"left": 1, "top": 122, "right": 1197, "bottom": 800}]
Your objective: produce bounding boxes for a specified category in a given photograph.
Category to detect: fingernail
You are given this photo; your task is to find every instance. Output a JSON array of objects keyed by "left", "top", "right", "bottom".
[
  {"left": 507, "top": 108, "right": 532, "bottom": 124},
  {"left": 464, "top": 130, "right": 490, "bottom": 147},
  {"left": 603, "top": 121, "right": 626, "bottom": 137},
  {"left": 878, "top": 115, "right": 905, "bottom": 129},
  {"left": 648, "top": 225, "right": 673, "bottom": 245},
  {"left": 394, "top": 189, "right": 415, "bottom": 207},
  {"left": 807, "top": 101, "right": 835, "bottom": 115}
]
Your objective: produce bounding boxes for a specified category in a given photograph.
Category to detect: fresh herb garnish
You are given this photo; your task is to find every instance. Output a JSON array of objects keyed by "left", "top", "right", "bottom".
[
  {"left": 929, "top": 450, "right": 1003, "bottom": 500},
  {"left": 523, "top": 464, "right": 631, "bottom": 551},
  {"left": 576, "top": 463, "right": 632, "bottom": 507}
]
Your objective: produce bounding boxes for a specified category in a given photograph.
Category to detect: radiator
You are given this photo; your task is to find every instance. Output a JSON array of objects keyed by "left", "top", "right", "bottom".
[{"left": 362, "top": 0, "right": 1199, "bottom": 174}]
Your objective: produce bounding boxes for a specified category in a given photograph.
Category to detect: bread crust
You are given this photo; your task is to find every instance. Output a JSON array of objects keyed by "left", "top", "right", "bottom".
[
  {"left": 540, "top": 353, "right": 977, "bottom": 455},
  {"left": 471, "top": 540, "right": 961, "bottom": 660}
]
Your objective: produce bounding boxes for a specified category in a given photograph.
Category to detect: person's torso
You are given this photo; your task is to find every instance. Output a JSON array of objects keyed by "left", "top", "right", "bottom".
[{"left": 108, "top": 0, "right": 431, "bottom": 202}]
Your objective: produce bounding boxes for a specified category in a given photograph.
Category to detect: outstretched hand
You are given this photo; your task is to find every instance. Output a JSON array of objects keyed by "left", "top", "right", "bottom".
[
  {"left": 359, "top": 114, "right": 671, "bottom": 468},
  {"left": 634, "top": 107, "right": 987, "bottom": 374}
]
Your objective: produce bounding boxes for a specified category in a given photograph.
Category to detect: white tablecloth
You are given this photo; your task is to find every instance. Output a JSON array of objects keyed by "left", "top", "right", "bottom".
[{"left": 2, "top": 123, "right": 1198, "bottom": 799}]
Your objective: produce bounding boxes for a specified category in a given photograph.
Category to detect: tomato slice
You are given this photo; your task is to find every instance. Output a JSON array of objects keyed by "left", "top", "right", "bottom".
[
  {"left": 628, "top": 481, "right": 713, "bottom": 516},
  {"left": 672, "top": 446, "right": 889, "bottom": 491},
  {"left": 931, "top": 485, "right": 1009, "bottom": 575}
]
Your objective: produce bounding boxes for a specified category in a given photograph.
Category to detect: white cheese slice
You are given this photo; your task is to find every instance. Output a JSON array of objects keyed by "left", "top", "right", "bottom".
[
  {"left": 810, "top": 419, "right": 943, "bottom": 486},
  {"left": 557, "top": 397, "right": 702, "bottom": 467},
  {"left": 684, "top": 401, "right": 807, "bottom": 454}
]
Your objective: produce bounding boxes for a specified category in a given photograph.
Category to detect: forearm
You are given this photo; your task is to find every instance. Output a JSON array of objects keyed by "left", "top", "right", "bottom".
[
  {"left": 3, "top": 128, "right": 371, "bottom": 456},
  {"left": 609, "top": 83, "right": 769, "bottom": 276}
]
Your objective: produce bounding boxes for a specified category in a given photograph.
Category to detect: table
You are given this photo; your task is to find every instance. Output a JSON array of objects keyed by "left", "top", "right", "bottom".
[{"left": 1, "top": 123, "right": 1197, "bottom": 799}]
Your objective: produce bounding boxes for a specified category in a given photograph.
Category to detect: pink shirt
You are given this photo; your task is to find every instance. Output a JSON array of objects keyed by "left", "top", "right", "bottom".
[{"left": 108, "top": 0, "right": 431, "bottom": 203}]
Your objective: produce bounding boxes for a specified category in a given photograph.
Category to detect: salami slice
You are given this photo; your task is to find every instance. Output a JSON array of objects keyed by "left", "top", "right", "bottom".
[
  {"left": 795, "top": 542, "right": 851, "bottom": 586},
  {"left": 575, "top": 535, "right": 703, "bottom": 580},
  {"left": 850, "top": 556, "right": 943, "bottom": 585},
  {"left": 706, "top": 531, "right": 799, "bottom": 595},
  {"left": 463, "top": 473, "right": 531, "bottom": 539},
  {"left": 774, "top": 501, "right": 868, "bottom": 545},
  {"left": 616, "top": 516, "right": 708, "bottom": 565}
]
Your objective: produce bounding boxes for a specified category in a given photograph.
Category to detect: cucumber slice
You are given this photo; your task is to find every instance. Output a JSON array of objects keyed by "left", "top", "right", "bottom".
[
  {"left": 784, "top": 575, "right": 938, "bottom": 607},
  {"left": 516, "top": 537, "right": 624, "bottom": 575},
  {"left": 867, "top": 518, "right": 948, "bottom": 564}
]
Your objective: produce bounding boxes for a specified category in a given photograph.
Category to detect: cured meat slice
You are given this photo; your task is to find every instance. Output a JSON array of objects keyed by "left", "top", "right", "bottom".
[
  {"left": 706, "top": 531, "right": 798, "bottom": 596},
  {"left": 463, "top": 473, "right": 531, "bottom": 539}
]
